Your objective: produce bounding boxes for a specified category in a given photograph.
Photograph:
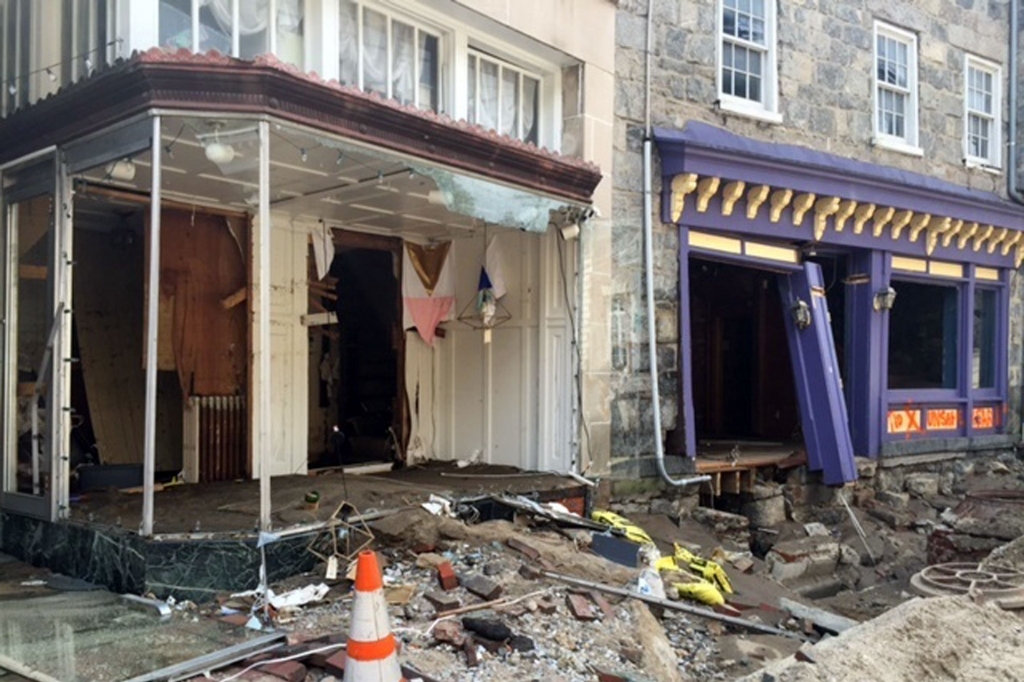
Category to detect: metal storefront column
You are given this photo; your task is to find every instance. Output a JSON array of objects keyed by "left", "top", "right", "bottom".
[
  {"left": 141, "top": 115, "right": 161, "bottom": 537},
  {"left": 257, "top": 120, "right": 271, "bottom": 531}
]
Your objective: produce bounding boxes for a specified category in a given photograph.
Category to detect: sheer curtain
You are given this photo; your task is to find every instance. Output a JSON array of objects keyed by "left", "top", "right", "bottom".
[
  {"left": 392, "top": 21, "right": 415, "bottom": 105},
  {"left": 339, "top": 0, "right": 358, "bottom": 86},
  {"left": 361, "top": 7, "right": 388, "bottom": 94}
]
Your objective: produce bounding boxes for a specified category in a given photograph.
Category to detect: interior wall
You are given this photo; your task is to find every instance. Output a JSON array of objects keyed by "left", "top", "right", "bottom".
[
  {"left": 74, "top": 222, "right": 181, "bottom": 471},
  {"left": 423, "top": 228, "right": 572, "bottom": 470},
  {"left": 265, "top": 213, "right": 311, "bottom": 477}
]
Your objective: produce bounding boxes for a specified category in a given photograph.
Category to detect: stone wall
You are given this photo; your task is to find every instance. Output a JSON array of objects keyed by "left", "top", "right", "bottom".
[{"left": 611, "top": 0, "right": 1021, "bottom": 476}]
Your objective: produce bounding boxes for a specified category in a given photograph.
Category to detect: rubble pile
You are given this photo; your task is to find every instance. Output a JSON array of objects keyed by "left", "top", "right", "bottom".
[{"left": 186, "top": 451, "right": 1024, "bottom": 681}]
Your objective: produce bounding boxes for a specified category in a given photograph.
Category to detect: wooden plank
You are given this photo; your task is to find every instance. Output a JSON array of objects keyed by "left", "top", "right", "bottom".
[
  {"left": 301, "top": 312, "right": 338, "bottom": 327},
  {"left": 220, "top": 286, "right": 247, "bottom": 310},
  {"left": 18, "top": 264, "right": 48, "bottom": 280},
  {"left": 722, "top": 470, "right": 742, "bottom": 495},
  {"left": 75, "top": 230, "right": 146, "bottom": 466}
]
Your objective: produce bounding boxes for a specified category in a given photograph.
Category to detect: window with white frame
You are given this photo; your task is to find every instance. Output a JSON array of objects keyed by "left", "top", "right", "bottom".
[
  {"left": 718, "top": 0, "right": 777, "bottom": 119},
  {"left": 964, "top": 56, "right": 1001, "bottom": 168},
  {"left": 467, "top": 51, "right": 540, "bottom": 145},
  {"left": 338, "top": 0, "right": 441, "bottom": 112},
  {"left": 874, "top": 23, "right": 918, "bottom": 150},
  {"left": 158, "top": 0, "right": 305, "bottom": 68}
]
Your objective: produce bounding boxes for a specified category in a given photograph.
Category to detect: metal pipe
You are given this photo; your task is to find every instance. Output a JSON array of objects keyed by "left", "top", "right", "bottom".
[
  {"left": 141, "top": 115, "right": 162, "bottom": 537},
  {"left": 643, "top": 0, "right": 710, "bottom": 488},
  {"left": 1009, "top": 0, "right": 1023, "bottom": 205},
  {"left": 257, "top": 119, "right": 272, "bottom": 531}
]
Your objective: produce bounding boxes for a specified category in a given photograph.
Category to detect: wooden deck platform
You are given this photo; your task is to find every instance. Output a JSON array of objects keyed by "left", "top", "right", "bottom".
[{"left": 695, "top": 443, "right": 807, "bottom": 496}]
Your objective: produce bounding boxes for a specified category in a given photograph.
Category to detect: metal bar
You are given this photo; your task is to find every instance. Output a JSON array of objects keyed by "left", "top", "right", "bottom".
[
  {"left": 141, "top": 115, "right": 162, "bottom": 537},
  {"left": 120, "top": 632, "right": 286, "bottom": 682},
  {"left": 257, "top": 119, "right": 271, "bottom": 531},
  {"left": 30, "top": 304, "right": 63, "bottom": 497},
  {"left": 540, "top": 570, "right": 808, "bottom": 641},
  {"left": 0, "top": 145, "right": 57, "bottom": 172}
]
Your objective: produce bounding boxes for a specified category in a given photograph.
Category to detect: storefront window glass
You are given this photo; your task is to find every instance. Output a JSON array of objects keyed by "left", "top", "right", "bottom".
[
  {"left": 888, "top": 280, "right": 959, "bottom": 390},
  {"left": 972, "top": 288, "right": 997, "bottom": 389}
]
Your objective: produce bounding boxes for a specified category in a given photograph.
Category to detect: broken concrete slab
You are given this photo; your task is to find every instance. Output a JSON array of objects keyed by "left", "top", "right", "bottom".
[
  {"left": 778, "top": 598, "right": 859, "bottom": 635},
  {"left": 875, "top": 490, "right": 910, "bottom": 509},
  {"left": 765, "top": 537, "right": 841, "bottom": 584},
  {"left": 462, "top": 574, "right": 502, "bottom": 601},
  {"left": 424, "top": 590, "right": 461, "bottom": 612}
]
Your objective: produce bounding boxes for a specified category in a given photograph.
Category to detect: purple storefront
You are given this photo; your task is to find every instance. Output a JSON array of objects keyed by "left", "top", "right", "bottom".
[{"left": 656, "top": 123, "right": 1022, "bottom": 486}]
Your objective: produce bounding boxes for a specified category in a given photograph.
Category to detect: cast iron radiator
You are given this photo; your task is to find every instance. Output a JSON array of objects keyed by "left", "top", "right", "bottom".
[{"left": 183, "top": 396, "right": 248, "bottom": 483}]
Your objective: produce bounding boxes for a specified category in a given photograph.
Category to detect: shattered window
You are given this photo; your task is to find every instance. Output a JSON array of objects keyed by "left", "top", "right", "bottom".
[{"left": 887, "top": 280, "right": 959, "bottom": 390}]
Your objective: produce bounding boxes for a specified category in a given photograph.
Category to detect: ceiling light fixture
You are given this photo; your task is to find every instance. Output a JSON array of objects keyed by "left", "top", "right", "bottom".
[
  {"left": 46, "top": 68, "right": 57, "bottom": 83},
  {"left": 300, "top": 148, "right": 308, "bottom": 163},
  {"left": 336, "top": 151, "right": 345, "bottom": 166},
  {"left": 105, "top": 159, "right": 137, "bottom": 182},
  {"left": 204, "top": 121, "right": 236, "bottom": 165}
]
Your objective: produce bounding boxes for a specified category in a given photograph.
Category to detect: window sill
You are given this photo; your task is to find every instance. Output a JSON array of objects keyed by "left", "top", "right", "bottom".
[
  {"left": 872, "top": 136, "right": 923, "bottom": 157},
  {"left": 963, "top": 159, "right": 1003, "bottom": 175},
  {"left": 716, "top": 98, "right": 783, "bottom": 125}
]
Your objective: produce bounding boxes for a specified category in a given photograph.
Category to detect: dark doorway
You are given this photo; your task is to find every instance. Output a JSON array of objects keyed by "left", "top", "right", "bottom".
[
  {"left": 806, "top": 253, "right": 849, "bottom": 386},
  {"left": 689, "top": 257, "right": 799, "bottom": 441},
  {"left": 309, "top": 233, "right": 404, "bottom": 468}
]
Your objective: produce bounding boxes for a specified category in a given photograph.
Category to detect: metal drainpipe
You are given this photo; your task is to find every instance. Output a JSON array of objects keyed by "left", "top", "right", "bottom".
[
  {"left": 1010, "top": 0, "right": 1024, "bottom": 204},
  {"left": 643, "top": 0, "right": 710, "bottom": 487}
]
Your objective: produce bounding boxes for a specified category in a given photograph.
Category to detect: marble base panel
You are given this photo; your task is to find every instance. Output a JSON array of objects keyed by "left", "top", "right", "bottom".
[{"left": 1, "top": 514, "right": 325, "bottom": 603}]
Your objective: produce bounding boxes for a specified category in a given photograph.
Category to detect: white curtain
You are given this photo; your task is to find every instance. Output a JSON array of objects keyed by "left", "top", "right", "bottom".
[
  {"left": 361, "top": 8, "right": 388, "bottom": 93},
  {"left": 339, "top": 0, "right": 359, "bottom": 85},
  {"left": 500, "top": 68, "right": 519, "bottom": 137},
  {"left": 478, "top": 60, "right": 499, "bottom": 131},
  {"left": 201, "top": 0, "right": 269, "bottom": 35},
  {"left": 392, "top": 21, "right": 416, "bottom": 105}
]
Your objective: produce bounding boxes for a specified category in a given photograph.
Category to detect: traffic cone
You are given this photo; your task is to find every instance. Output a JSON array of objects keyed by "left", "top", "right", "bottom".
[{"left": 344, "top": 550, "right": 406, "bottom": 682}]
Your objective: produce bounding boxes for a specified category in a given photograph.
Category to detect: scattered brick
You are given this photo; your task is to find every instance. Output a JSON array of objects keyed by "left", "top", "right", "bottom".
[
  {"left": 322, "top": 651, "right": 347, "bottom": 676},
  {"left": 412, "top": 542, "right": 436, "bottom": 554},
  {"left": 424, "top": 590, "right": 461, "bottom": 612},
  {"left": 506, "top": 537, "right": 541, "bottom": 560},
  {"left": 463, "top": 637, "right": 480, "bottom": 667},
  {"left": 518, "top": 563, "right": 543, "bottom": 580},
  {"left": 433, "top": 620, "right": 465, "bottom": 646},
  {"left": 259, "top": 660, "right": 306, "bottom": 682},
  {"left": 589, "top": 591, "right": 616, "bottom": 620},
  {"left": 219, "top": 613, "right": 250, "bottom": 627},
  {"left": 566, "top": 593, "right": 598, "bottom": 621},
  {"left": 714, "top": 603, "right": 744, "bottom": 618},
  {"left": 593, "top": 667, "right": 629, "bottom": 682},
  {"left": 462, "top": 574, "right": 502, "bottom": 601},
  {"left": 731, "top": 556, "right": 756, "bottom": 573},
  {"left": 437, "top": 561, "right": 459, "bottom": 591},
  {"left": 509, "top": 635, "right": 535, "bottom": 652},
  {"left": 536, "top": 596, "right": 559, "bottom": 615}
]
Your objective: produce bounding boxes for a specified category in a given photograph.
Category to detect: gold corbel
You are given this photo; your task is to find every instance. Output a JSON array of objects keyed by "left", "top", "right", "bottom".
[
  {"left": 941, "top": 219, "right": 964, "bottom": 248},
  {"left": 670, "top": 173, "right": 698, "bottom": 222},
  {"left": 890, "top": 210, "right": 913, "bottom": 240},
  {"left": 746, "top": 185, "right": 770, "bottom": 220},
  {"left": 792, "top": 193, "right": 816, "bottom": 227},
  {"left": 696, "top": 177, "right": 721, "bottom": 213},
  {"left": 957, "top": 222, "right": 979, "bottom": 250},
  {"left": 973, "top": 225, "right": 995, "bottom": 252},
  {"left": 872, "top": 206, "right": 895, "bottom": 237},
  {"left": 769, "top": 189, "right": 793, "bottom": 223},
  {"left": 852, "top": 203, "right": 876, "bottom": 235},
  {"left": 1016, "top": 243, "right": 1024, "bottom": 268},
  {"left": 987, "top": 227, "right": 1009, "bottom": 254},
  {"left": 925, "top": 217, "right": 951, "bottom": 256},
  {"left": 721, "top": 181, "right": 746, "bottom": 216},
  {"left": 813, "top": 197, "right": 840, "bottom": 241},
  {"left": 908, "top": 214, "right": 932, "bottom": 242},
  {"left": 1001, "top": 230, "right": 1022, "bottom": 256},
  {"left": 833, "top": 199, "right": 857, "bottom": 232}
]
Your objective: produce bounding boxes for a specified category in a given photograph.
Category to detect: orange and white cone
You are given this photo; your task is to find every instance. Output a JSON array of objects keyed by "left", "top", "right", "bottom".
[{"left": 344, "top": 550, "right": 406, "bottom": 682}]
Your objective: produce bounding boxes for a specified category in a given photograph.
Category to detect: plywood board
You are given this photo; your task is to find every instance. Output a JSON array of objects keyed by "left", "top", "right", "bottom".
[{"left": 74, "top": 230, "right": 145, "bottom": 466}]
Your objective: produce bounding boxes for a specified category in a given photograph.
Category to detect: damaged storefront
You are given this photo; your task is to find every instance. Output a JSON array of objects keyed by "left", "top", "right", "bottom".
[
  {"left": 656, "top": 122, "right": 1022, "bottom": 488},
  {"left": 0, "top": 51, "right": 600, "bottom": 547}
]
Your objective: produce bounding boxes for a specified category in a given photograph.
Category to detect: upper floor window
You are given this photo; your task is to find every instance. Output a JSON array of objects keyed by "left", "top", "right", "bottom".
[
  {"left": 873, "top": 22, "right": 919, "bottom": 154},
  {"left": 338, "top": 0, "right": 441, "bottom": 112},
  {"left": 718, "top": 0, "right": 778, "bottom": 122},
  {"left": 964, "top": 55, "right": 1001, "bottom": 168},
  {"left": 159, "top": 0, "right": 305, "bottom": 67},
  {"left": 467, "top": 51, "right": 540, "bottom": 144}
]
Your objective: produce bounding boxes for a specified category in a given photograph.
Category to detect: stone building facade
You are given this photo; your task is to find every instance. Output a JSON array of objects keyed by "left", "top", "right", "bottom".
[{"left": 610, "top": 0, "right": 1024, "bottom": 480}]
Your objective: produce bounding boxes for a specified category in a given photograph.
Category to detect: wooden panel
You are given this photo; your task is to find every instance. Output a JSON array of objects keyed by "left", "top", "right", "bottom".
[
  {"left": 150, "top": 210, "right": 249, "bottom": 397},
  {"left": 74, "top": 230, "right": 145, "bottom": 465}
]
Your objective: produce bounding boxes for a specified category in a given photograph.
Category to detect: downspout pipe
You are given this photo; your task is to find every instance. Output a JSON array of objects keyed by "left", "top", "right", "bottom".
[
  {"left": 642, "top": 0, "right": 710, "bottom": 487},
  {"left": 1010, "top": 0, "right": 1024, "bottom": 204}
]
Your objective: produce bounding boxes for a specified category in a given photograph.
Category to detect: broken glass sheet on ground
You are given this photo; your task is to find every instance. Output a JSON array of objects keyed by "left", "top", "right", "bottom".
[{"left": 0, "top": 554, "right": 264, "bottom": 682}]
